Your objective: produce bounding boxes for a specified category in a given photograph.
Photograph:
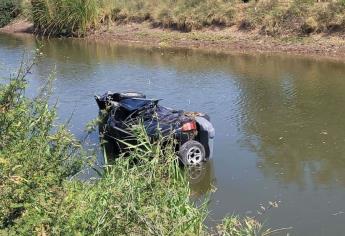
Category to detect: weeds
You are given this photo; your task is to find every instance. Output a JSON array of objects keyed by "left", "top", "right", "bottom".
[
  {"left": 0, "top": 59, "right": 85, "bottom": 233},
  {"left": 0, "top": 0, "right": 341, "bottom": 36},
  {"left": 217, "top": 216, "right": 271, "bottom": 236},
  {"left": 112, "top": 0, "right": 237, "bottom": 32},
  {"left": 0, "top": 61, "right": 273, "bottom": 235},
  {"left": 31, "top": 0, "right": 110, "bottom": 36},
  {"left": 29, "top": 0, "right": 238, "bottom": 35},
  {"left": 2, "top": 0, "right": 345, "bottom": 37},
  {"left": 0, "top": 0, "right": 21, "bottom": 27},
  {"left": 246, "top": 0, "right": 345, "bottom": 36}
]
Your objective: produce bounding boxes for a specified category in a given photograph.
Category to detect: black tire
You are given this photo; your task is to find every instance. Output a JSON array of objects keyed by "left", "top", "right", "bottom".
[{"left": 179, "top": 140, "right": 206, "bottom": 166}]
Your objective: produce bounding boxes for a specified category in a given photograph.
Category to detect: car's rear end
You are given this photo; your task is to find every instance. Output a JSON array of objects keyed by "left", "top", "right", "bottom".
[
  {"left": 95, "top": 91, "right": 215, "bottom": 166},
  {"left": 176, "top": 113, "right": 215, "bottom": 165}
]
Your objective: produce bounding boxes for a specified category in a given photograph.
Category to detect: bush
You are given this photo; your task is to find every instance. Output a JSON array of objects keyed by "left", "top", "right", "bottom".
[
  {"left": 0, "top": 0, "right": 20, "bottom": 27},
  {"left": 310, "top": 1, "right": 345, "bottom": 33},
  {"left": 110, "top": 0, "right": 237, "bottom": 32},
  {"left": 25, "top": 0, "right": 345, "bottom": 35},
  {"left": 0, "top": 63, "right": 207, "bottom": 234},
  {"left": 302, "top": 16, "right": 318, "bottom": 34},
  {"left": 245, "top": 0, "right": 345, "bottom": 36},
  {"left": 31, "top": 0, "right": 105, "bottom": 36},
  {"left": 0, "top": 60, "right": 271, "bottom": 235},
  {"left": 0, "top": 60, "right": 85, "bottom": 234},
  {"left": 217, "top": 216, "right": 271, "bottom": 236}
]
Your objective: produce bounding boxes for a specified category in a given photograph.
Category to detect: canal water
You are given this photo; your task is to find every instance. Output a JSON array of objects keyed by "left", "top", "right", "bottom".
[{"left": 1, "top": 33, "right": 345, "bottom": 235}]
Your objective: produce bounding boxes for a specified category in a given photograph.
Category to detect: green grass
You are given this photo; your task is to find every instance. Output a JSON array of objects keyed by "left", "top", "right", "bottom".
[
  {"left": 111, "top": 0, "right": 237, "bottom": 32},
  {"left": 31, "top": 0, "right": 111, "bottom": 36},
  {"left": 245, "top": 0, "right": 345, "bottom": 36},
  {"left": 0, "top": 0, "right": 21, "bottom": 27},
  {"left": 2, "top": 0, "right": 345, "bottom": 37},
  {"left": 26, "top": 0, "right": 345, "bottom": 37},
  {"left": 0, "top": 59, "right": 273, "bottom": 235},
  {"left": 29, "top": 0, "right": 238, "bottom": 35}
]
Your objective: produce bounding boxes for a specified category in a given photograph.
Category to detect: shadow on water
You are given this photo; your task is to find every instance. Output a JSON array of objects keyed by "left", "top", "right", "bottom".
[{"left": 2, "top": 33, "right": 345, "bottom": 235}]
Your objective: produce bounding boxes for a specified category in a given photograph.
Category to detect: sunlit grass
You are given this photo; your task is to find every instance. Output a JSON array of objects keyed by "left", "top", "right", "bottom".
[
  {"left": 31, "top": 0, "right": 107, "bottom": 36},
  {"left": 27, "top": 0, "right": 345, "bottom": 36},
  {"left": 0, "top": 58, "right": 273, "bottom": 235}
]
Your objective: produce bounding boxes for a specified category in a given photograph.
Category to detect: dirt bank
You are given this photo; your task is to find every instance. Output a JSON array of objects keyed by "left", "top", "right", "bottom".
[
  {"left": 2, "top": 20, "right": 345, "bottom": 61},
  {"left": 0, "top": 19, "right": 33, "bottom": 34},
  {"left": 86, "top": 23, "right": 345, "bottom": 61}
]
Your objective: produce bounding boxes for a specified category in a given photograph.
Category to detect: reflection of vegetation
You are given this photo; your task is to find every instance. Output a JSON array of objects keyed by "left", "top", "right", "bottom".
[
  {"left": 19, "top": 35, "right": 343, "bottom": 76},
  {"left": 0, "top": 33, "right": 36, "bottom": 50},
  {"left": 234, "top": 55, "right": 345, "bottom": 187},
  {"left": 0, "top": 61, "right": 269, "bottom": 235},
  {"left": 5, "top": 33, "right": 345, "bottom": 189},
  {"left": 188, "top": 162, "right": 217, "bottom": 198}
]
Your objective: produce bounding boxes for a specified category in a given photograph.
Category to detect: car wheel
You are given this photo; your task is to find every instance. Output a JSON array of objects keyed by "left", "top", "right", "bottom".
[{"left": 179, "top": 140, "right": 206, "bottom": 166}]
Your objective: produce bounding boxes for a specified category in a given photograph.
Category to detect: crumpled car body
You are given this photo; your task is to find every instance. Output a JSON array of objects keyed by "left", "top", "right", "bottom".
[{"left": 95, "top": 91, "right": 215, "bottom": 165}]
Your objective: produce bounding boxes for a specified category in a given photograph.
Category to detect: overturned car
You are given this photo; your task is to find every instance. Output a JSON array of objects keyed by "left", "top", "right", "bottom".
[{"left": 95, "top": 92, "right": 215, "bottom": 165}]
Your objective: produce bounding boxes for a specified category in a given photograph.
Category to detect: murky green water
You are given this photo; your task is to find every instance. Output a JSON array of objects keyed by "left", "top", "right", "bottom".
[{"left": 1, "top": 33, "right": 345, "bottom": 235}]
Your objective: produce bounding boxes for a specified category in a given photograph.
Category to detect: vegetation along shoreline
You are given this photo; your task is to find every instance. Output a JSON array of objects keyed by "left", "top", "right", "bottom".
[{"left": 1, "top": 0, "right": 345, "bottom": 61}]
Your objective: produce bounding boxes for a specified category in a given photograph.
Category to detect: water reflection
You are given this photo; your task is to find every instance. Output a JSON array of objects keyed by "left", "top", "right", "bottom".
[
  {"left": 234, "top": 58, "right": 345, "bottom": 188},
  {"left": 188, "top": 162, "right": 216, "bottom": 198},
  {"left": 3, "top": 33, "right": 345, "bottom": 189},
  {"left": 2, "top": 33, "right": 345, "bottom": 235}
]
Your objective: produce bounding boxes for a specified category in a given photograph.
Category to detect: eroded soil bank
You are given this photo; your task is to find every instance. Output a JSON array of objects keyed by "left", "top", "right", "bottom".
[{"left": 2, "top": 20, "right": 345, "bottom": 61}]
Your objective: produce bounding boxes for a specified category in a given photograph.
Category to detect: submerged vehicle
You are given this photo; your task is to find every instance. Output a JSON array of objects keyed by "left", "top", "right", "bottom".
[{"left": 95, "top": 91, "right": 215, "bottom": 165}]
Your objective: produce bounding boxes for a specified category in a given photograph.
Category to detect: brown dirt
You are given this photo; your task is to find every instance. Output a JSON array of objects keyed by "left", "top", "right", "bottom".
[
  {"left": 0, "top": 19, "right": 33, "bottom": 34},
  {"left": 86, "top": 22, "right": 345, "bottom": 61},
  {"left": 2, "top": 20, "right": 345, "bottom": 61}
]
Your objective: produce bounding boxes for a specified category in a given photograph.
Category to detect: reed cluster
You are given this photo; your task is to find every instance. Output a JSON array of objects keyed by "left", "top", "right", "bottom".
[
  {"left": 0, "top": 60, "right": 270, "bottom": 235},
  {"left": 2, "top": 0, "right": 345, "bottom": 37},
  {"left": 0, "top": 0, "right": 22, "bottom": 27}
]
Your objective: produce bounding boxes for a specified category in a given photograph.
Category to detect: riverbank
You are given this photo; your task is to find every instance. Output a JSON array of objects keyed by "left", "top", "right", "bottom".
[
  {"left": 0, "top": 18, "right": 33, "bottom": 34},
  {"left": 2, "top": 0, "right": 345, "bottom": 60},
  {"left": 2, "top": 19, "right": 345, "bottom": 62},
  {"left": 88, "top": 22, "right": 345, "bottom": 60}
]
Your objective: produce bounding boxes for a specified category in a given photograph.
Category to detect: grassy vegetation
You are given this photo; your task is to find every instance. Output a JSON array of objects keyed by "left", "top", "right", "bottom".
[
  {"left": 0, "top": 58, "right": 86, "bottom": 234},
  {"left": 0, "top": 60, "right": 272, "bottom": 235},
  {"left": 30, "top": 0, "right": 105, "bottom": 36},
  {"left": 0, "top": 0, "right": 22, "bottom": 27},
  {"left": 111, "top": 0, "right": 237, "bottom": 32},
  {"left": 1, "top": 0, "right": 345, "bottom": 38},
  {"left": 245, "top": 0, "right": 345, "bottom": 36},
  {"left": 22, "top": 0, "right": 345, "bottom": 36}
]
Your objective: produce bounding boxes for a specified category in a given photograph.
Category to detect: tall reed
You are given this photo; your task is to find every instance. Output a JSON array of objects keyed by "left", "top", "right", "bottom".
[
  {"left": 31, "top": 0, "right": 104, "bottom": 36},
  {"left": 0, "top": 59, "right": 272, "bottom": 235}
]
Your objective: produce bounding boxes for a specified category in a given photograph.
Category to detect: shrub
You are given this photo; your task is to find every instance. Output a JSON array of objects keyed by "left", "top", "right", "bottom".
[
  {"left": 217, "top": 216, "right": 271, "bottom": 236},
  {"left": 309, "top": 1, "right": 345, "bottom": 33},
  {"left": 0, "top": 60, "right": 273, "bottom": 235},
  {"left": 31, "top": 0, "right": 105, "bottom": 36},
  {"left": 0, "top": 0, "right": 20, "bottom": 27},
  {"left": 302, "top": 16, "right": 318, "bottom": 34},
  {"left": 0, "top": 59, "right": 85, "bottom": 233},
  {"left": 0, "top": 63, "right": 208, "bottom": 234},
  {"left": 110, "top": 0, "right": 237, "bottom": 32}
]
